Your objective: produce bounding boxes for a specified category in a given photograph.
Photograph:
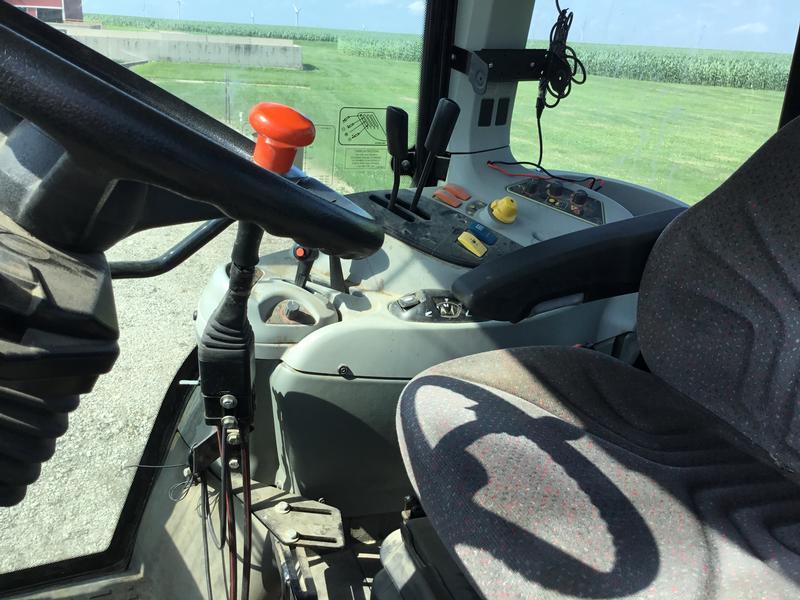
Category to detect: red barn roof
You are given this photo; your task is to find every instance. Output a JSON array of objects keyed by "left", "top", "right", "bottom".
[
  {"left": 7, "top": 0, "right": 82, "bottom": 21},
  {"left": 7, "top": 1, "right": 64, "bottom": 7}
]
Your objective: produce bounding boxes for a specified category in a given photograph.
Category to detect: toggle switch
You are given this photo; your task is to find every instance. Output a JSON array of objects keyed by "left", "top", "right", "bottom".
[
  {"left": 468, "top": 222, "right": 497, "bottom": 245},
  {"left": 433, "top": 188, "right": 463, "bottom": 208},
  {"left": 457, "top": 231, "right": 487, "bottom": 257}
]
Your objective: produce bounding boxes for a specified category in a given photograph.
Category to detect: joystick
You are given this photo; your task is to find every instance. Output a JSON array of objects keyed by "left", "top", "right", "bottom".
[
  {"left": 385, "top": 106, "right": 409, "bottom": 211},
  {"left": 410, "top": 98, "right": 460, "bottom": 212}
]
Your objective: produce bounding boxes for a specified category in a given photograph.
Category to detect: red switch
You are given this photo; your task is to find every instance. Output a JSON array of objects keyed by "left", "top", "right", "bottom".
[{"left": 249, "top": 102, "right": 316, "bottom": 173}]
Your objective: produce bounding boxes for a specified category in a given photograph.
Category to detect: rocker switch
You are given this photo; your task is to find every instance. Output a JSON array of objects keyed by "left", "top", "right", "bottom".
[{"left": 397, "top": 293, "right": 421, "bottom": 310}]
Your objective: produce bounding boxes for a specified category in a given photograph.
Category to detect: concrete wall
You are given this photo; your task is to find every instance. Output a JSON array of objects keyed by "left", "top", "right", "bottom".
[{"left": 58, "top": 27, "right": 303, "bottom": 69}]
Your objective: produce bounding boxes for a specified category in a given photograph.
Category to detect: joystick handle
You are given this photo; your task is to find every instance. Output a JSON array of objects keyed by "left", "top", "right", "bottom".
[
  {"left": 249, "top": 102, "right": 316, "bottom": 173},
  {"left": 386, "top": 106, "right": 409, "bottom": 163},
  {"left": 411, "top": 98, "right": 460, "bottom": 211},
  {"left": 385, "top": 106, "right": 409, "bottom": 210}
]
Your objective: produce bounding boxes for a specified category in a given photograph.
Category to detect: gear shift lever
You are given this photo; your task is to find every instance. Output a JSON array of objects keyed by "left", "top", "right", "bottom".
[
  {"left": 385, "top": 106, "right": 408, "bottom": 211},
  {"left": 410, "top": 98, "right": 460, "bottom": 212},
  {"left": 249, "top": 102, "right": 315, "bottom": 174}
]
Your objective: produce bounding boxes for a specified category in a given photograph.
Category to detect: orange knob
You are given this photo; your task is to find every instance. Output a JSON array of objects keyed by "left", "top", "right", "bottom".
[{"left": 249, "top": 102, "right": 316, "bottom": 173}]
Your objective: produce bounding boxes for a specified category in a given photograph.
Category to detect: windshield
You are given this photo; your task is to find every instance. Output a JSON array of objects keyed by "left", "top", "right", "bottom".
[{"left": 40, "top": 0, "right": 425, "bottom": 192}]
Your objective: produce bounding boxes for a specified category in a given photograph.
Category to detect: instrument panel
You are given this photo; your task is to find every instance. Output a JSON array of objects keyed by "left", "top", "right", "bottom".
[{"left": 506, "top": 179, "right": 605, "bottom": 226}]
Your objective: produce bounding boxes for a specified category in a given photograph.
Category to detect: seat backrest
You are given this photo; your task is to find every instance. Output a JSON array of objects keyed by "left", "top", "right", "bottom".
[{"left": 638, "top": 116, "right": 800, "bottom": 475}]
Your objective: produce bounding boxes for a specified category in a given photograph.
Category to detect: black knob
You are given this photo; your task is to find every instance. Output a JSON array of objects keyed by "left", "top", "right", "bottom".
[
  {"left": 547, "top": 181, "right": 564, "bottom": 197},
  {"left": 523, "top": 178, "right": 540, "bottom": 195},
  {"left": 572, "top": 189, "right": 589, "bottom": 206}
]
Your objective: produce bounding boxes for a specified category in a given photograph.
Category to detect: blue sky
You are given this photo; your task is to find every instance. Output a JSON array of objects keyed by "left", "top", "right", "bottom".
[{"left": 83, "top": 0, "right": 800, "bottom": 53}]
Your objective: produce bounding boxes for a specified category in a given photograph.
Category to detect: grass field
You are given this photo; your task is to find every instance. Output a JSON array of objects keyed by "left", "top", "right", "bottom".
[
  {"left": 133, "top": 39, "right": 785, "bottom": 203},
  {"left": 134, "top": 41, "right": 421, "bottom": 193}
]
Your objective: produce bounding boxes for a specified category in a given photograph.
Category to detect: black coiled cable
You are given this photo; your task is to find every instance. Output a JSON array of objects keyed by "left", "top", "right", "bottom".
[{"left": 536, "top": 0, "right": 587, "bottom": 164}]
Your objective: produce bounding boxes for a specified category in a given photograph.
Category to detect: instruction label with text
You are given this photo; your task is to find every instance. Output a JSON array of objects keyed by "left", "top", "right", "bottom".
[{"left": 344, "top": 147, "right": 387, "bottom": 170}]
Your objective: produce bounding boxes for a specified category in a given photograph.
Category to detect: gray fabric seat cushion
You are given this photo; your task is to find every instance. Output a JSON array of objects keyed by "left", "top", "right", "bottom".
[
  {"left": 397, "top": 346, "right": 800, "bottom": 599},
  {"left": 638, "top": 115, "right": 800, "bottom": 476}
]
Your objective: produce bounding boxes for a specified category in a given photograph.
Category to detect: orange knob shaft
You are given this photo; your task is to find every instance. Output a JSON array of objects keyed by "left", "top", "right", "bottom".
[{"left": 249, "top": 102, "right": 316, "bottom": 173}]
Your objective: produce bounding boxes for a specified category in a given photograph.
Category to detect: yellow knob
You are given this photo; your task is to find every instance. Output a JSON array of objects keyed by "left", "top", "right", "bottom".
[{"left": 489, "top": 196, "right": 518, "bottom": 224}]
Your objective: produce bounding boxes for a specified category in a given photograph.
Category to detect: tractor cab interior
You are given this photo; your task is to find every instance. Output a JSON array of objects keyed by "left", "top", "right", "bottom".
[{"left": 1, "top": 0, "right": 800, "bottom": 599}]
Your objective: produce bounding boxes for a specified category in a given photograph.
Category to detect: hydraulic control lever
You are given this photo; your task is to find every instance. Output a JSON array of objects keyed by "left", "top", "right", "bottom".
[
  {"left": 198, "top": 221, "right": 262, "bottom": 426},
  {"left": 410, "top": 98, "right": 460, "bottom": 212},
  {"left": 293, "top": 244, "right": 319, "bottom": 289},
  {"left": 385, "top": 106, "right": 409, "bottom": 211},
  {"left": 292, "top": 244, "right": 349, "bottom": 293}
]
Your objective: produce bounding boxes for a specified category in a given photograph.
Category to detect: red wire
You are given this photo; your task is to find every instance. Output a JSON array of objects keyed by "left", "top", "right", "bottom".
[
  {"left": 241, "top": 438, "right": 252, "bottom": 600},
  {"left": 486, "top": 161, "right": 552, "bottom": 179},
  {"left": 486, "top": 161, "right": 604, "bottom": 190},
  {"left": 226, "top": 467, "right": 237, "bottom": 600}
]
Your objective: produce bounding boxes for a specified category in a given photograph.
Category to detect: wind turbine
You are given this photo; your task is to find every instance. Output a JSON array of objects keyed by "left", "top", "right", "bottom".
[
  {"left": 176, "top": 0, "right": 182, "bottom": 19},
  {"left": 292, "top": 2, "right": 301, "bottom": 27}
]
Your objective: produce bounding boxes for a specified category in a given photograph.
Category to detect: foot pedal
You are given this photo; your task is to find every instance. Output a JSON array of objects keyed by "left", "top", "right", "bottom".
[{"left": 234, "top": 478, "right": 345, "bottom": 549}]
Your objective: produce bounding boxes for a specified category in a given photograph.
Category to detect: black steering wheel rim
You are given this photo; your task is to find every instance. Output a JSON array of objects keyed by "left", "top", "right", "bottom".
[{"left": 0, "top": 4, "right": 384, "bottom": 259}]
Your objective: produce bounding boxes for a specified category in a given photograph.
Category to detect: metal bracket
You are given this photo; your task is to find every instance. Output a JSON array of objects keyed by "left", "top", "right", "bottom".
[
  {"left": 450, "top": 46, "right": 549, "bottom": 95},
  {"left": 233, "top": 478, "right": 345, "bottom": 549},
  {"left": 188, "top": 430, "right": 219, "bottom": 477}
]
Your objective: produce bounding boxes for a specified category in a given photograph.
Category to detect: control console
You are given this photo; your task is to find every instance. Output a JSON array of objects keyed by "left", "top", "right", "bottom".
[
  {"left": 346, "top": 189, "right": 523, "bottom": 268},
  {"left": 388, "top": 289, "right": 482, "bottom": 322},
  {"left": 344, "top": 97, "right": 631, "bottom": 271}
]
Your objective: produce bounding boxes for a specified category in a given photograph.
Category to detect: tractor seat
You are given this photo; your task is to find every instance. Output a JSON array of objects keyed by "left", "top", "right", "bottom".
[{"left": 380, "top": 117, "right": 800, "bottom": 599}]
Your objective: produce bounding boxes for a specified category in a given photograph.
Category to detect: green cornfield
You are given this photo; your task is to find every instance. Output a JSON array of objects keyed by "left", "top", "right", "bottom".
[
  {"left": 553, "top": 43, "right": 790, "bottom": 91},
  {"left": 337, "top": 34, "right": 422, "bottom": 62},
  {"left": 85, "top": 14, "right": 340, "bottom": 42},
  {"left": 85, "top": 14, "right": 790, "bottom": 91}
]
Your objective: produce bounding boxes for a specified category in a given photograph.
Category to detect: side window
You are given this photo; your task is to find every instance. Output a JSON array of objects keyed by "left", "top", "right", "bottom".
[
  {"left": 511, "top": 1, "right": 799, "bottom": 203},
  {"left": 0, "top": 0, "right": 424, "bottom": 575}
]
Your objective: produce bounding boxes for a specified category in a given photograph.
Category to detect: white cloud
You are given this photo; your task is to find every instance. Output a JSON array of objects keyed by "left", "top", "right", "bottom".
[
  {"left": 408, "top": 1, "right": 425, "bottom": 15},
  {"left": 727, "top": 22, "right": 769, "bottom": 35}
]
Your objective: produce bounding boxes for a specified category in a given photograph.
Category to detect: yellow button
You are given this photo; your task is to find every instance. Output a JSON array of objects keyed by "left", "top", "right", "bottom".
[
  {"left": 457, "top": 231, "right": 487, "bottom": 258},
  {"left": 489, "top": 196, "right": 518, "bottom": 224}
]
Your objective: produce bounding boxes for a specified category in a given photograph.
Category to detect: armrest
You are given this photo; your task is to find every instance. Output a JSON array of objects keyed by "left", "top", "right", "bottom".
[{"left": 452, "top": 207, "right": 685, "bottom": 323}]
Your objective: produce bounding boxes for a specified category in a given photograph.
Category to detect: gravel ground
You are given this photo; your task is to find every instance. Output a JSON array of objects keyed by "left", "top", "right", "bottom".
[{"left": 0, "top": 224, "right": 291, "bottom": 574}]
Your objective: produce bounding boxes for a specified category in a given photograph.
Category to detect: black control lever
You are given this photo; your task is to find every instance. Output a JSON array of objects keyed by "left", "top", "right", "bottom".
[
  {"left": 410, "top": 98, "right": 460, "bottom": 212},
  {"left": 198, "top": 221, "right": 262, "bottom": 426},
  {"left": 385, "top": 106, "right": 409, "bottom": 211},
  {"left": 293, "top": 245, "right": 319, "bottom": 289}
]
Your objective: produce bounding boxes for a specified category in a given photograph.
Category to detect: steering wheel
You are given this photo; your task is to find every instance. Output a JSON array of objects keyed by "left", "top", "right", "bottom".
[{"left": 0, "top": 5, "right": 384, "bottom": 259}]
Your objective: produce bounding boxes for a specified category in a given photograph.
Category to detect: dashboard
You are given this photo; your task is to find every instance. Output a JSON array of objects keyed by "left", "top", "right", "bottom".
[{"left": 346, "top": 169, "right": 632, "bottom": 268}]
